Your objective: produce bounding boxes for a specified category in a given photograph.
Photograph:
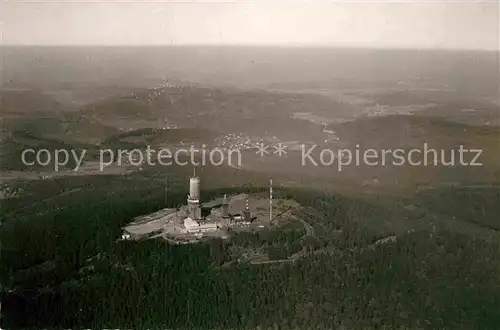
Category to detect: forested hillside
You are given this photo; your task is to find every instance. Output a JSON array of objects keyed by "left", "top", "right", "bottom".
[{"left": 2, "top": 173, "right": 500, "bottom": 329}]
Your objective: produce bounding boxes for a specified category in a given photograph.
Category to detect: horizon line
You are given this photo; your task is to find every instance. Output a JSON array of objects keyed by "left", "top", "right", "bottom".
[{"left": 0, "top": 44, "right": 498, "bottom": 52}]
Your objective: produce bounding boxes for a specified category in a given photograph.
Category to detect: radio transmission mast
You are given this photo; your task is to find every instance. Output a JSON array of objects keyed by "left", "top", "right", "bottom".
[
  {"left": 165, "top": 175, "right": 168, "bottom": 207},
  {"left": 269, "top": 178, "right": 273, "bottom": 222}
]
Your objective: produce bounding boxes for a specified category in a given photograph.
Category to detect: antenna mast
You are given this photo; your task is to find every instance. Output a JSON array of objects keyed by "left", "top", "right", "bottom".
[
  {"left": 269, "top": 178, "right": 273, "bottom": 222},
  {"left": 165, "top": 175, "right": 168, "bottom": 207}
]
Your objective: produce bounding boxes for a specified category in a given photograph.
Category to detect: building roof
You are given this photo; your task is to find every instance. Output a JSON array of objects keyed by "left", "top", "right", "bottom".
[
  {"left": 202, "top": 198, "right": 223, "bottom": 209},
  {"left": 198, "top": 222, "right": 218, "bottom": 229},
  {"left": 131, "top": 208, "right": 177, "bottom": 225},
  {"left": 184, "top": 217, "right": 200, "bottom": 229}
]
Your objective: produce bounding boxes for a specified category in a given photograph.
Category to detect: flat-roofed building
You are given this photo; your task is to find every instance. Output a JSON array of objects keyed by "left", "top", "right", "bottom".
[{"left": 183, "top": 217, "right": 219, "bottom": 233}]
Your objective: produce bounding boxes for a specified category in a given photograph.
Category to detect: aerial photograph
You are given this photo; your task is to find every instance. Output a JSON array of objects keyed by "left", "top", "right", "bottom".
[{"left": 0, "top": 1, "right": 499, "bottom": 329}]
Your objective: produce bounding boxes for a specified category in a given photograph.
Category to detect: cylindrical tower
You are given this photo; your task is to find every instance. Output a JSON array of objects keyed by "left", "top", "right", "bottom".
[
  {"left": 187, "top": 169, "right": 201, "bottom": 220},
  {"left": 189, "top": 176, "right": 200, "bottom": 201}
]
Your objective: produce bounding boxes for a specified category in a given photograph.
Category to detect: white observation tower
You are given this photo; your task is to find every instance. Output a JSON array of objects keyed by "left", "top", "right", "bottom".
[{"left": 187, "top": 167, "right": 201, "bottom": 220}]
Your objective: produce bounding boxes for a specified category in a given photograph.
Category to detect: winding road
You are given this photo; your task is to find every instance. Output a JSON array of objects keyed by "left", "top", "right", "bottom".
[{"left": 299, "top": 218, "right": 315, "bottom": 237}]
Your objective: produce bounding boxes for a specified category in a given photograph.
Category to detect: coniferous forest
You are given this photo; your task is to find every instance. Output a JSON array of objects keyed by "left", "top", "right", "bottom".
[{"left": 2, "top": 174, "right": 500, "bottom": 329}]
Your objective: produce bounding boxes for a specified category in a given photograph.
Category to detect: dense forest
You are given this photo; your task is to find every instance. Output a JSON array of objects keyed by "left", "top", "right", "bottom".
[{"left": 1, "top": 173, "right": 500, "bottom": 329}]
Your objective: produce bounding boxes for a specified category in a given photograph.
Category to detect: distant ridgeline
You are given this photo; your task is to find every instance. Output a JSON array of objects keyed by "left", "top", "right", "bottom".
[{"left": 101, "top": 127, "right": 220, "bottom": 149}]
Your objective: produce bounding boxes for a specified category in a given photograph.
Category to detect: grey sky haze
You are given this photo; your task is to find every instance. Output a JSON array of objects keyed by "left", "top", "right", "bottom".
[{"left": 1, "top": 1, "right": 498, "bottom": 50}]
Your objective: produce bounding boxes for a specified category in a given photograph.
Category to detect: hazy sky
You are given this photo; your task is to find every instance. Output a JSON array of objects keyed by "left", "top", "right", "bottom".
[{"left": 1, "top": 1, "right": 498, "bottom": 49}]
